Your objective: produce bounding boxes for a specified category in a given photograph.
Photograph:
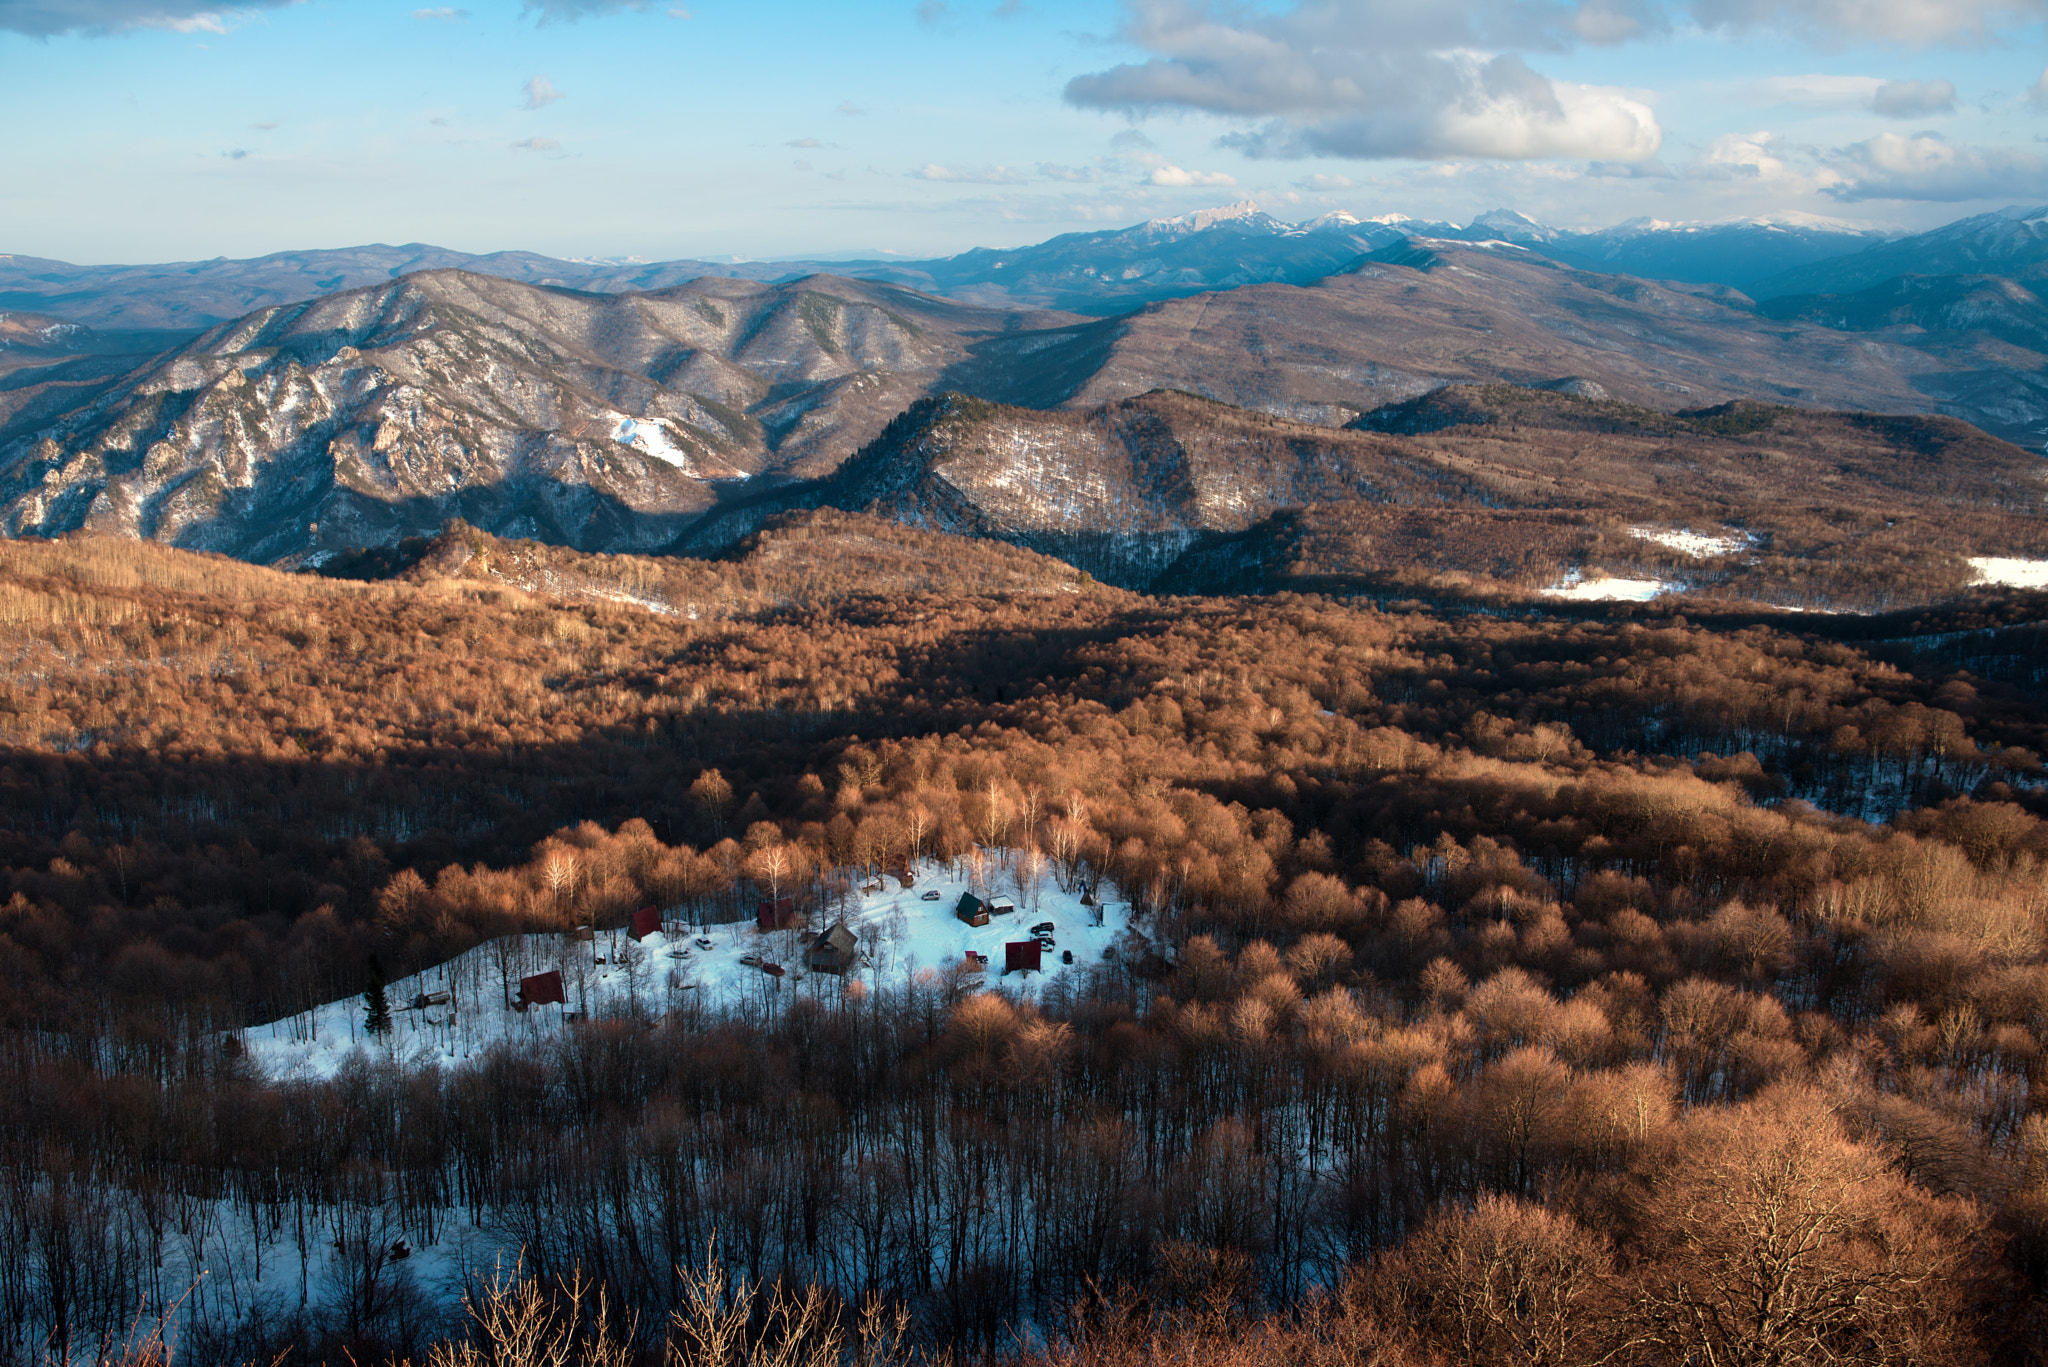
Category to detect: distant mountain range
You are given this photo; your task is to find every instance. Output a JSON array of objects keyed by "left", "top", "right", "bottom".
[
  {"left": 4, "top": 201, "right": 2048, "bottom": 596},
  {"left": 0, "top": 201, "right": 1898, "bottom": 329}
]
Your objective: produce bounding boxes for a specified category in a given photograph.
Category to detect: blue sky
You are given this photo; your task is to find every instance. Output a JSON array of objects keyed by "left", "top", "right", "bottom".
[{"left": 3, "top": 0, "right": 2046, "bottom": 263}]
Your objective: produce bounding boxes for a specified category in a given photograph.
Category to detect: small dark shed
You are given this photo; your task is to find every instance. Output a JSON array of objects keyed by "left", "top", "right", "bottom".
[
  {"left": 1004, "top": 941, "right": 1042, "bottom": 974},
  {"left": 956, "top": 892, "right": 989, "bottom": 927},
  {"left": 987, "top": 895, "right": 1016, "bottom": 916},
  {"left": 757, "top": 897, "right": 797, "bottom": 930},
  {"left": 630, "top": 906, "right": 662, "bottom": 941},
  {"left": 809, "top": 921, "right": 861, "bottom": 974},
  {"left": 516, "top": 970, "right": 566, "bottom": 1010}
]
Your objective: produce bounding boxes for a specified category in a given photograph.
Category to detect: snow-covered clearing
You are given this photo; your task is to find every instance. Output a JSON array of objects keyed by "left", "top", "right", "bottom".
[
  {"left": 1541, "top": 570, "right": 1675, "bottom": 602},
  {"left": 1631, "top": 525, "right": 1751, "bottom": 558},
  {"left": 610, "top": 413, "right": 693, "bottom": 470},
  {"left": 242, "top": 862, "right": 1136, "bottom": 1084},
  {"left": 1969, "top": 557, "right": 2048, "bottom": 589}
]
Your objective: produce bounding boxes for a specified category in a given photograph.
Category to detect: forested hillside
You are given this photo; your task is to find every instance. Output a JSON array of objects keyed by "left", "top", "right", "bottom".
[{"left": 4, "top": 531, "right": 2048, "bottom": 1362}]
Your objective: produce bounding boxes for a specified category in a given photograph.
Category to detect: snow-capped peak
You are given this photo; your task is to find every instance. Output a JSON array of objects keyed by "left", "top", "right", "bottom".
[{"left": 1142, "top": 200, "right": 1266, "bottom": 234}]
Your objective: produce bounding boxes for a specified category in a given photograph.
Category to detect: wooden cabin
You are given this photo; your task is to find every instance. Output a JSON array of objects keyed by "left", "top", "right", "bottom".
[
  {"left": 515, "top": 969, "right": 566, "bottom": 1011},
  {"left": 808, "top": 921, "right": 862, "bottom": 975},
  {"left": 955, "top": 892, "right": 989, "bottom": 927},
  {"left": 986, "top": 895, "right": 1016, "bottom": 917}
]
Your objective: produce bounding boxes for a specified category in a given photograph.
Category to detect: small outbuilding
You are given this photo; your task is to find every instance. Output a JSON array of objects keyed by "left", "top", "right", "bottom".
[
  {"left": 1004, "top": 941, "right": 1042, "bottom": 975},
  {"left": 516, "top": 969, "right": 566, "bottom": 1010},
  {"left": 808, "top": 921, "right": 862, "bottom": 975},
  {"left": 987, "top": 895, "right": 1016, "bottom": 916},
  {"left": 956, "top": 892, "right": 989, "bottom": 927},
  {"left": 757, "top": 897, "right": 797, "bottom": 931},
  {"left": 630, "top": 906, "right": 662, "bottom": 940}
]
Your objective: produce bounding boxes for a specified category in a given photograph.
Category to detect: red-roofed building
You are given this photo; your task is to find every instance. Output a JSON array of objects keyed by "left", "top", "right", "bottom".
[
  {"left": 631, "top": 906, "right": 661, "bottom": 940},
  {"left": 516, "top": 970, "right": 565, "bottom": 1009},
  {"left": 1004, "top": 941, "right": 1042, "bottom": 975}
]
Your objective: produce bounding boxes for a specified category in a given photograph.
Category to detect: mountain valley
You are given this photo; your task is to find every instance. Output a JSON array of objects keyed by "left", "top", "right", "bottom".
[{"left": 4, "top": 202, "right": 2048, "bottom": 614}]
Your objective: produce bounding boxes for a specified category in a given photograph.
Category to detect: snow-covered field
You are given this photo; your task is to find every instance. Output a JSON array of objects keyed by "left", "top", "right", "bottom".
[
  {"left": 1541, "top": 570, "right": 1674, "bottom": 602},
  {"left": 1969, "top": 557, "right": 2048, "bottom": 589},
  {"left": 1631, "top": 525, "right": 1751, "bottom": 558},
  {"left": 241, "top": 863, "right": 1136, "bottom": 1083}
]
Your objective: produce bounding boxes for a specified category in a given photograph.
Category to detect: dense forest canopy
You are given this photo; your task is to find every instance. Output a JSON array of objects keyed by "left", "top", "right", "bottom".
[{"left": 6, "top": 526, "right": 2048, "bottom": 1364}]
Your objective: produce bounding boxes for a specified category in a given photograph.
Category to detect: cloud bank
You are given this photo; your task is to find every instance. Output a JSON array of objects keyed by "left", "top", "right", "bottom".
[
  {"left": 0, "top": 0, "right": 296, "bottom": 35},
  {"left": 1065, "top": 1, "right": 1663, "bottom": 162}
]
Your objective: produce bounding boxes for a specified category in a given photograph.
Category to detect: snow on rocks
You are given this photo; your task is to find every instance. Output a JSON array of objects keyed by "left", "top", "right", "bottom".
[
  {"left": 239, "top": 862, "right": 1136, "bottom": 1084},
  {"left": 1968, "top": 557, "right": 2048, "bottom": 589}
]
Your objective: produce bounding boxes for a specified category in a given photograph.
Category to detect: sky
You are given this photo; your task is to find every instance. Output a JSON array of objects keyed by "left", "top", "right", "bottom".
[{"left": 2, "top": 0, "right": 2047, "bottom": 264}]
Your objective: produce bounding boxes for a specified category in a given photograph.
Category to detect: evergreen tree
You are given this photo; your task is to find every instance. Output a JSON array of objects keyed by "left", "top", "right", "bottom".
[{"left": 364, "top": 954, "right": 392, "bottom": 1038}]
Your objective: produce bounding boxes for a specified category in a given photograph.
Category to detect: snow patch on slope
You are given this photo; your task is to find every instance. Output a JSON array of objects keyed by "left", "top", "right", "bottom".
[
  {"left": 1632, "top": 525, "right": 1752, "bottom": 558},
  {"left": 1969, "top": 556, "right": 2048, "bottom": 588},
  {"left": 1542, "top": 569, "right": 1674, "bottom": 602},
  {"left": 610, "top": 414, "right": 693, "bottom": 470}
]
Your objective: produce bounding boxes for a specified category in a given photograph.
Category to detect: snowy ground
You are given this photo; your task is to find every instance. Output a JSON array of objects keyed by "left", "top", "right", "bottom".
[
  {"left": 1631, "top": 525, "right": 1751, "bottom": 558},
  {"left": 610, "top": 413, "right": 693, "bottom": 470},
  {"left": 1541, "top": 569, "right": 1674, "bottom": 602},
  {"left": 1969, "top": 557, "right": 2048, "bottom": 589},
  {"left": 241, "top": 862, "right": 1136, "bottom": 1083}
]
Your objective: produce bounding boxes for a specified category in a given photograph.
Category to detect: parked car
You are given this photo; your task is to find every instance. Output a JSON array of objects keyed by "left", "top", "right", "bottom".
[
  {"left": 921, "top": 890, "right": 942, "bottom": 901},
  {"left": 739, "top": 954, "right": 762, "bottom": 967},
  {"left": 1036, "top": 936, "right": 1056, "bottom": 949},
  {"left": 695, "top": 937, "right": 713, "bottom": 949},
  {"left": 1031, "top": 921, "right": 1055, "bottom": 934},
  {"left": 1061, "top": 950, "right": 1074, "bottom": 965}
]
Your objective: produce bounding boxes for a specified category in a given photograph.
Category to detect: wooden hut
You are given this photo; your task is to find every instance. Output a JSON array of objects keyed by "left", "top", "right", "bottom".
[
  {"left": 1004, "top": 941, "right": 1042, "bottom": 975},
  {"left": 515, "top": 969, "right": 566, "bottom": 1011},
  {"left": 808, "top": 922, "right": 861, "bottom": 975},
  {"left": 630, "top": 906, "right": 662, "bottom": 940},
  {"left": 955, "top": 892, "right": 989, "bottom": 927},
  {"left": 757, "top": 897, "right": 797, "bottom": 931},
  {"left": 986, "top": 895, "right": 1016, "bottom": 916}
]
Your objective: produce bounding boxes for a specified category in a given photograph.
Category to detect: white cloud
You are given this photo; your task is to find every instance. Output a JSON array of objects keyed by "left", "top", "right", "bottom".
[
  {"left": 788, "top": 138, "right": 823, "bottom": 149},
  {"left": 1294, "top": 172, "right": 1357, "bottom": 190},
  {"left": 1747, "top": 74, "right": 1954, "bottom": 117},
  {"left": 1148, "top": 164, "right": 1236, "bottom": 186},
  {"left": 1067, "top": 4, "right": 1663, "bottom": 162},
  {"left": 520, "top": 0, "right": 649, "bottom": 21},
  {"left": 837, "top": 100, "right": 867, "bottom": 116},
  {"left": 510, "top": 136, "right": 563, "bottom": 153},
  {"left": 914, "top": 162, "right": 1029, "bottom": 183},
  {"left": 1696, "top": 130, "right": 1797, "bottom": 180},
  {"left": 1035, "top": 162, "right": 1096, "bottom": 181},
  {"left": 1822, "top": 131, "right": 2048, "bottom": 201},
  {"left": 411, "top": 6, "right": 467, "bottom": 18},
  {"left": 522, "top": 75, "right": 564, "bottom": 109},
  {"left": 1689, "top": 0, "right": 2047, "bottom": 44},
  {"left": 1872, "top": 79, "right": 1955, "bottom": 117},
  {"left": 0, "top": 0, "right": 301, "bottom": 35}
]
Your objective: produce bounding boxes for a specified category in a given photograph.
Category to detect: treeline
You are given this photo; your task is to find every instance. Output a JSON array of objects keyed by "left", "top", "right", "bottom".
[{"left": 5, "top": 533, "right": 2048, "bottom": 1360}]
